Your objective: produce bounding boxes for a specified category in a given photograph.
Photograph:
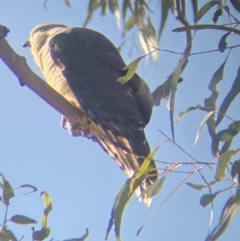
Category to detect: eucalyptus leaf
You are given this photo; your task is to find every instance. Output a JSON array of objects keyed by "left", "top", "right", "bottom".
[
  {"left": 194, "top": 1, "right": 219, "bottom": 22},
  {"left": 10, "top": 215, "right": 37, "bottom": 225}
]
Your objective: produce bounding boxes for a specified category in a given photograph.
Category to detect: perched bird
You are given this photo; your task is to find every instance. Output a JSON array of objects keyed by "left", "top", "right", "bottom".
[{"left": 24, "top": 24, "right": 157, "bottom": 206}]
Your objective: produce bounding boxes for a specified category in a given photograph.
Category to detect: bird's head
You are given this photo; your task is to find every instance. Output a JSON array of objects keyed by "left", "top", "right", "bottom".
[{"left": 23, "top": 23, "right": 67, "bottom": 48}]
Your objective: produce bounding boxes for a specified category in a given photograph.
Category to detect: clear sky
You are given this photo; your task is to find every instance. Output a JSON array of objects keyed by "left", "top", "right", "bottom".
[{"left": 0, "top": 0, "right": 240, "bottom": 241}]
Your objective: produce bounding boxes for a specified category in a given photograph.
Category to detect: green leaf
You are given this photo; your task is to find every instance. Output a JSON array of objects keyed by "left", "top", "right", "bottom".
[
  {"left": 82, "top": 0, "right": 100, "bottom": 28},
  {"left": 109, "top": 0, "right": 119, "bottom": 14},
  {"left": 144, "top": 176, "right": 166, "bottom": 198},
  {"left": 105, "top": 146, "right": 160, "bottom": 241},
  {"left": 194, "top": 1, "right": 219, "bottom": 22},
  {"left": 63, "top": 229, "right": 89, "bottom": 241},
  {"left": 215, "top": 149, "right": 240, "bottom": 181},
  {"left": 200, "top": 193, "right": 218, "bottom": 207},
  {"left": 152, "top": 76, "right": 183, "bottom": 106},
  {"left": 10, "top": 215, "right": 37, "bottom": 225},
  {"left": 173, "top": 25, "right": 240, "bottom": 35},
  {"left": 3, "top": 229, "right": 17, "bottom": 241},
  {"left": 117, "top": 51, "right": 155, "bottom": 84},
  {"left": 122, "top": 0, "right": 133, "bottom": 19},
  {"left": 218, "top": 121, "right": 240, "bottom": 141},
  {"left": 208, "top": 181, "right": 218, "bottom": 186},
  {"left": 32, "top": 227, "right": 50, "bottom": 241},
  {"left": 230, "top": 0, "right": 240, "bottom": 12},
  {"left": 211, "top": 134, "right": 219, "bottom": 157},
  {"left": 191, "top": 0, "right": 198, "bottom": 22},
  {"left": 41, "top": 192, "right": 52, "bottom": 216},
  {"left": 1, "top": 174, "right": 14, "bottom": 205},
  {"left": 125, "top": 15, "right": 135, "bottom": 31},
  {"left": 158, "top": 0, "right": 172, "bottom": 40},
  {"left": 186, "top": 182, "right": 207, "bottom": 191},
  {"left": 193, "top": 111, "right": 216, "bottom": 147},
  {"left": 16, "top": 184, "right": 37, "bottom": 194},
  {"left": 204, "top": 56, "right": 228, "bottom": 139},
  {"left": 64, "top": 0, "right": 71, "bottom": 7},
  {"left": 177, "top": 106, "right": 198, "bottom": 122},
  {"left": 169, "top": 58, "right": 187, "bottom": 141},
  {"left": 231, "top": 160, "right": 240, "bottom": 182},
  {"left": 204, "top": 93, "right": 218, "bottom": 139},
  {"left": 100, "top": 0, "right": 108, "bottom": 15},
  {"left": 218, "top": 32, "right": 231, "bottom": 53},
  {"left": 208, "top": 58, "right": 227, "bottom": 92},
  {"left": 213, "top": 8, "right": 222, "bottom": 23},
  {"left": 0, "top": 232, "right": 8, "bottom": 241},
  {"left": 220, "top": 139, "right": 233, "bottom": 156},
  {"left": 206, "top": 190, "right": 240, "bottom": 241},
  {"left": 216, "top": 67, "right": 240, "bottom": 125},
  {"left": 211, "top": 121, "right": 240, "bottom": 156},
  {"left": 139, "top": 19, "right": 158, "bottom": 61},
  {"left": 41, "top": 192, "right": 52, "bottom": 228}
]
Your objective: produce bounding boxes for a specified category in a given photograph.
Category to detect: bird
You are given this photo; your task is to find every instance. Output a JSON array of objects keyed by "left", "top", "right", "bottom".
[{"left": 23, "top": 23, "right": 157, "bottom": 206}]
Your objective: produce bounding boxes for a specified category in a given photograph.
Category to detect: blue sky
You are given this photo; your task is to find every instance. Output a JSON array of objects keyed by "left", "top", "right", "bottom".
[{"left": 0, "top": 0, "right": 240, "bottom": 241}]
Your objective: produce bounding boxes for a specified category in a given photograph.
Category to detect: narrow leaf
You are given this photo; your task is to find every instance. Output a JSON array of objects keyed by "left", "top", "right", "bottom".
[
  {"left": 10, "top": 215, "right": 37, "bottom": 225},
  {"left": 231, "top": 160, "right": 240, "bottom": 182},
  {"left": 125, "top": 15, "right": 135, "bottom": 31},
  {"left": 218, "top": 32, "right": 231, "bottom": 53},
  {"left": 173, "top": 25, "right": 240, "bottom": 35},
  {"left": 41, "top": 191, "right": 52, "bottom": 216},
  {"left": 0, "top": 232, "right": 8, "bottom": 241},
  {"left": 206, "top": 190, "right": 240, "bottom": 241},
  {"left": 194, "top": 1, "right": 219, "bottom": 22},
  {"left": 105, "top": 146, "right": 160, "bottom": 241},
  {"left": 220, "top": 139, "right": 232, "bottom": 156},
  {"left": 1, "top": 174, "right": 14, "bottom": 205},
  {"left": 123, "top": 0, "right": 132, "bottom": 19},
  {"left": 209, "top": 54, "right": 227, "bottom": 92},
  {"left": 3, "top": 229, "right": 17, "bottom": 241},
  {"left": 158, "top": 0, "right": 171, "bottom": 40},
  {"left": 193, "top": 111, "right": 216, "bottom": 147},
  {"left": 63, "top": 229, "right": 89, "bottom": 241},
  {"left": 144, "top": 176, "right": 166, "bottom": 198},
  {"left": 117, "top": 51, "right": 156, "bottom": 84},
  {"left": 215, "top": 149, "right": 240, "bottom": 181},
  {"left": 191, "top": 0, "right": 198, "bottom": 22},
  {"left": 177, "top": 106, "right": 198, "bottom": 122},
  {"left": 186, "top": 182, "right": 207, "bottom": 191},
  {"left": 204, "top": 93, "right": 218, "bottom": 139},
  {"left": 213, "top": 8, "right": 222, "bottom": 23},
  {"left": 169, "top": 58, "right": 187, "bottom": 141},
  {"left": 32, "top": 227, "right": 50, "bottom": 241},
  {"left": 82, "top": 0, "right": 100, "bottom": 28},
  {"left": 216, "top": 67, "right": 240, "bottom": 125},
  {"left": 15, "top": 184, "right": 37, "bottom": 194}
]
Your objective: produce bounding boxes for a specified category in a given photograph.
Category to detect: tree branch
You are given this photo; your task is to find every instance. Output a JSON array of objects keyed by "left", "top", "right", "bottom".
[{"left": 0, "top": 24, "right": 90, "bottom": 136}]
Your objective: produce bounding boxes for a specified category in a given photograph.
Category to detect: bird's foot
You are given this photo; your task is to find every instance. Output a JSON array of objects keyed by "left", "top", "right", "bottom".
[{"left": 60, "top": 115, "right": 87, "bottom": 137}]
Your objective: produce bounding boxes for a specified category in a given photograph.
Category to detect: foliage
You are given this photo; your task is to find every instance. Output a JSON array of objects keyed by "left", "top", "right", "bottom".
[{"left": 0, "top": 174, "right": 89, "bottom": 241}]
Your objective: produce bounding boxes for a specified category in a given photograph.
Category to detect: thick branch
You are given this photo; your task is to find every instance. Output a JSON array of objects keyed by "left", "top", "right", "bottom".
[{"left": 0, "top": 24, "right": 90, "bottom": 136}]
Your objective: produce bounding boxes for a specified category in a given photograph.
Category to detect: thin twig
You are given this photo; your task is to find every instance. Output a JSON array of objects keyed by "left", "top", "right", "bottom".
[
  {"left": 156, "top": 44, "right": 240, "bottom": 56},
  {"left": 155, "top": 159, "right": 216, "bottom": 166},
  {"left": 137, "top": 167, "right": 201, "bottom": 236},
  {"left": 158, "top": 129, "right": 212, "bottom": 168}
]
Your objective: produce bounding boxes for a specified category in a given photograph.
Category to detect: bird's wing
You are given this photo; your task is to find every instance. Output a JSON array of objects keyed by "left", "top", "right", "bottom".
[{"left": 47, "top": 27, "right": 157, "bottom": 205}]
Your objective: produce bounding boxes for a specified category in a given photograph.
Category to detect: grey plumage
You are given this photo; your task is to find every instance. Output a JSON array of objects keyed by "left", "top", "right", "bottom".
[{"left": 25, "top": 24, "right": 157, "bottom": 205}]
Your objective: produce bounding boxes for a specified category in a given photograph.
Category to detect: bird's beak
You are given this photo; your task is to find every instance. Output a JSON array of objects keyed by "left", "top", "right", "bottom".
[{"left": 22, "top": 40, "right": 30, "bottom": 48}]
